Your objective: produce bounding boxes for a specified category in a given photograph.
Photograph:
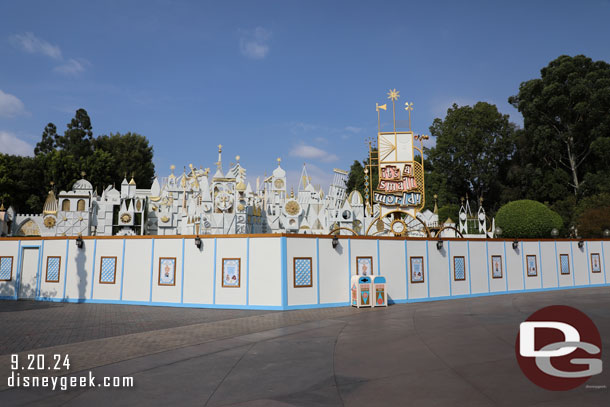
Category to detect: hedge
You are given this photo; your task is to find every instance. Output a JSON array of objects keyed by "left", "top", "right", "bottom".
[{"left": 496, "top": 200, "right": 563, "bottom": 238}]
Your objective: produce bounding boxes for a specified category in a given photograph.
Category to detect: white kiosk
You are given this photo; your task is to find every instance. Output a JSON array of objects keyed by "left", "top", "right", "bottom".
[{"left": 351, "top": 275, "right": 373, "bottom": 308}]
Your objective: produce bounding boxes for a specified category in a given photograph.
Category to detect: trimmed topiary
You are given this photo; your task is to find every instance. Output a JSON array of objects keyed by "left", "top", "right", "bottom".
[{"left": 496, "top": 200, "right": 563, "bottom": 238}]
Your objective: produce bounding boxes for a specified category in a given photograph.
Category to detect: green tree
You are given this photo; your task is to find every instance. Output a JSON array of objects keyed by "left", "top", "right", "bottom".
[
  {"left": 56, "top": 108, "right": 94, "bottom": 159},
  {"left": 496, "top": 200, "right": 563, "bottom": 238},
  {"left": 34, "top": 123, "right": 58, "bottom": 156},
  {"left": 346, "top": 160, "right": 364, "bottom": 195},
  {"left": 509, "top": 55, "right": 610, "bottom": 198},
  {"left": 425, "top": 102, "right": 517, "bottom": 211},
  {"left": 94, "top": 132, "right": 155, "bottom": 188}
]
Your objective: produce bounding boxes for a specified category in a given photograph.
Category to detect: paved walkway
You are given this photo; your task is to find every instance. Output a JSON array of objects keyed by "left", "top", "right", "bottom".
[{"left": 1, "top": 287, "right": 609, "bottom": 406}]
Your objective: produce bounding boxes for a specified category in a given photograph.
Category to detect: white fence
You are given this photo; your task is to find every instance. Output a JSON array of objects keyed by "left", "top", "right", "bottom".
[{"left": 0, "top": 235, "right": 607, "bottom": 310}]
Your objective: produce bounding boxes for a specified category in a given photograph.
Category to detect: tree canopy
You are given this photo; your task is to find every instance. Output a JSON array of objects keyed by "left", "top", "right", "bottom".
[{"left": 1, "top": 109, "right": 155, "bottom": 213}]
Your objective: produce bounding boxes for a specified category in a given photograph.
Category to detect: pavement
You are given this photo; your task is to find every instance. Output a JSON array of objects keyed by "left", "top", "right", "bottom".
[{"left": 0, "top": 287, "right": 609, "bottom": 406}]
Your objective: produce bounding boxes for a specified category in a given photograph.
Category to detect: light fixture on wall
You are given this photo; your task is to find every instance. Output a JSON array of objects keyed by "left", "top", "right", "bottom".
[
  {"left": 332, "top": 236, "right": 339, "bottom": 249},
  {"left": 195, "top": 236, "right": 202, "bottom": 249},
  {"left": 75, "top": 235, "right": 83, "bottom": 249},
  {"left": 512, "top": 240, "right": 519, "bottom": 250},
  {"left": 436, "top": 240, "right": 443, "bottom": 250},
  {"left": 578, "top": 240, "right": 584, "bottom": 249},
  {"left": 604, "top": 229, "right": 610, "bottom": 238},
  {"left": 551, "top": 228, "right": 559, "bottom": 238}
]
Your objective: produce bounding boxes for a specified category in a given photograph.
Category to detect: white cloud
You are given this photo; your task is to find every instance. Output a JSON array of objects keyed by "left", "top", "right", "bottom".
[
  {"left": 54, "top": 58, "right": 89, "bottom": 75},
  {"left": 0, "top": 131, "right": 34, "bottom": 156},
  {"left": 9, "top": 32, "right": 62, "bottom": 60},
  {"left": 345, "top": 126, "right": 362, "bottom": 133},
  {"left": 290, "top": 143, "right": 339, "bottom": 163},
  {"left": 0, "top": 90, "right": 27, "bottom": 118},
  {"left": 239, "top": 27, "right": 272, "bottom": 60}
]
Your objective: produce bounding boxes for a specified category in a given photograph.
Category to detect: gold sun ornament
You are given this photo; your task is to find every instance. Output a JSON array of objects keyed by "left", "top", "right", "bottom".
[{"left": 387, "top": 89, "right": 400, "bottom": 101}]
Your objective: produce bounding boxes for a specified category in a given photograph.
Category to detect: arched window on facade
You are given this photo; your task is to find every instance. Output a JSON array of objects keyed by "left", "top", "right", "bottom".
[
  {"left": 77, "top": 199, "right": 86, "bottom": 212},
  {"left": 62, "top": 200, "right": 70, "bottom": 211}
]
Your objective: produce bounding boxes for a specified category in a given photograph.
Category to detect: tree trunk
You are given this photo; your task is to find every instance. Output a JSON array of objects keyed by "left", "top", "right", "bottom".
[{"left": 566, "top": 139, "right": 580, "bottom": 196}]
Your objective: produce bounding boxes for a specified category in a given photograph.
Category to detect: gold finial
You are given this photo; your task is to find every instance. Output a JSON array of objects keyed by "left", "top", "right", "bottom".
[
  {"left": 290, "top": 187, "right": 294, "bottom": 198},
  {"left": 405, "top": 102, "right": 414, "bottom": 131},
  {"left": 387, "top": 89, "right": 400, "bottom": 101},
  {"left": 0, "top": 201, "right": 4, "bottom": 211},
  {"left": 50, "top": 181, "right": 54, "bottom": 186},
  {"left": 277, "top": 157, "right": 281, "bottom": 166},
  {"left": 81, "top": 171, "right": 86, "bottom": 178},
  {"left": 218, "top": 144, "right": 222, "bottom": 152},
  {"left": 235, "top": 155, "right": 240, "bottom": 162}
]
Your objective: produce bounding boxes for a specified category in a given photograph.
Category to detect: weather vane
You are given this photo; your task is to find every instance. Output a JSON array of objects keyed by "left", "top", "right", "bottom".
[{"left": 404, "top": 102, "right": 414, "bottom": 131}]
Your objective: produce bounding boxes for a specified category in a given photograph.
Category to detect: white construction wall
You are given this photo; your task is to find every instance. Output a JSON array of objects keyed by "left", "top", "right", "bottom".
[{"left": 0, "top": 235, "right": 608, "bottom": 310}]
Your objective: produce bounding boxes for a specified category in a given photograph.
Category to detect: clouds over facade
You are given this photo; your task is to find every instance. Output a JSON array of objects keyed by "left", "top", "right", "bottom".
[
  {"left": 9, "top": 32, "right": 88, "bottom": 75},
  {"left": 290, "top": 143, "right": 339, "bottom": 163},
  {"left": 0, "top": 131, "right": 34, "bottom": 156},
  {"left": 239, "top": 27, "right": 272, "bottom": 59},
  {"left": 0, "top": 89, "right": 27, "bottom": 118}
]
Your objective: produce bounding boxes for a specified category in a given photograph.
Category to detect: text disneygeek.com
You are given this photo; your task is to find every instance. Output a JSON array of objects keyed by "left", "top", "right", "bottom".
[{"left": 8, "top": 371, "right": 134, "bottom": 391}]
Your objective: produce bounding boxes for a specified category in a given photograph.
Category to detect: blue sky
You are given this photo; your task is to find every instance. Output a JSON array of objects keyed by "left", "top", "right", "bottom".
[{"left": 1, "top": 0, "right": 610, "bottom": 190}]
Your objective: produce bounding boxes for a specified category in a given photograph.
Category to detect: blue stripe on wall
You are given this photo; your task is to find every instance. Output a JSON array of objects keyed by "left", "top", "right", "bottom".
[
  {"left": 585, "top": 241, "right": 591, "bottom": 285},
  {"left": 554, "top": 240, "right": 560, "bottom": 286},
  {"left": 148, "top": 238, "right": 155, "bottom": 302},
  {"left": 447, "top": 240, "right": 452, "bottom": 296},
  {"left": 404, "top": 240, "right": 409, "bottom": 300},
  {"left": 537, "top": 241, "right": 543, "bottom": 288},
  {"left": 503, "top": 241, "right": 508, "bottom": 291},
  {"left": 425, "top": 241, "right": 430, "bottom": 298},
  {"left": 246, "top": 237, "right": 250, "bottom": 306},
  {"left": 520, "top": 242, "right": 526, "bottom": 289},
  {"left": 347, "top": 239, "right": 351, "bottom": 298},
  {"left": 485, "top": 240, "right": 490, "bottom": 292},
  {"left": 90, "top": 239, "right": 97, "bottom": 299},
  {"left": 119, "top": 239, "right": 126, "bottom": 300},
  {"left": 602, "top": 241, "right": 607, "bottom": 284},
  {"left": 281, "top": 236, "right": 287, "bottom": 307},
  {"left": 180, "top": 238, "right": 185, "bottom": 303},
  {"left": 466, "top": 240, "right": 472, "bottom": 295},
  {"left": 212, "top": 238, "right": 217, "bottom": 304},
  {"left": 62, "top": 239, "right": 69, "bottom": 299},
  {"left": 569, "top": 241, "right": 576, "bottom": 286},
  {"left": 316, "top": 238, "right": 320, "bottom": 305},
  {"left": 36, "top": 240, "right": 45, "bottom": 298},
  {"left": 14, "top": 241, "right": 22, "bottom": 299}
]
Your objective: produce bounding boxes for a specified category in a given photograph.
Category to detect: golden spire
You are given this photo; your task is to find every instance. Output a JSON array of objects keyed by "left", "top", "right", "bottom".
[
  {"left": 277, "top": 157, "right": 281, "bottom": 166},
  {"left": 404, "top": 102, "right": 414, "bottom": 131},
  {"left": 387, "top": 88, "right": 400, "bottom": 132},
  {"left": 290, "top": 186, "right": 294, "bottom": 198}
]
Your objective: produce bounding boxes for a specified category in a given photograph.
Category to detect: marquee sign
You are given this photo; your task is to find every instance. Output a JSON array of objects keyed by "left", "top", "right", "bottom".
[{"left": 369, "top": 89, "right": 426, "bottom": 214}]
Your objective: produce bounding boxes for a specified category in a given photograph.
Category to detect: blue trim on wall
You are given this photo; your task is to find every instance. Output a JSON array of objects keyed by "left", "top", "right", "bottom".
[
  {"left": 425, "top": 241, "right": 430, "bottom": 298},
  {"left": 537, "top": 241, "right": 543, "bottom": 288},
  {"left": 447, "top": 240, "right": 452, "bottom": 296},
  {"left": 503, "top": 241, "right": 508, "bottom": 291},
  {"left": 180, "top": 238, "right": 185, "bottom": 304},
  {"left": 554, "top": 240, "right": 560, "bottom": 286},
  {"left": 148, "top": 238, "right": 155, "bottom": 302},
  {"left": 281, "top": 236, "right": 287, "bottom": 308},
  {"left": 316, "top": 238, "right": 320, "bottom": 305},
  {"left": 602, "top": 241, "right": 607, "bottom": 284},
  {"left": 520, "top": 242, "right": 526, "bottom": 289},
  {"left": 585, "top": 241, "right": 591, "bottom": 285},
  {"left": 119, "top": 239, "right": 126, "bottom": 300},
  {"left": 246, "top": 237, "right": 250, "bottom": 306},
  {"left": 485, "top": 240, "right": 490, "bottom": 292},
  {"left": 212, "top": 238, "right": 217, "bottom": 304},
  {"left": 404, "top": 240, "right": 409, "bottom": 300},
  {"left": 466, "top": 240, "right": 472, "bottom": 295},
  {"left": 569, "top": 241, "right": 576, "bottom": 286},
  {"left": 347, "top": 239, "right": 352, "bottom": 297},
  {"left": 14, "top": 241, "right": 23, "bottom": 299},
  {"left": 36, "top": 240, "right": 45, "bottom": 298},
  {"left": 90, "top": 239, "right": 97, "bottom": 299},
  {"left": 62, "top": 239, "right": 69, "bottom": 299}
]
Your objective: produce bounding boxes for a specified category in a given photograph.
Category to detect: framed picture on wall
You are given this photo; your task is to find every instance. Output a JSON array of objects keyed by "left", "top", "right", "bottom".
[
  {"left": 0, "top": 256, "right": 13, "bottom": 282},
  {"left": 491, "top": 255, "right": 503, "bottom": 279},
  {"left": 222, "top": 258, "right": 240, "bottom": 288},
  {"left": 410, "top": 257, "right": 424, "bottom": 283},
  {"left": 560, "top": 254, "right": 570, "bottom": 275},
  {"left": 159, "top": 257, "right": 176, "bottom": 286},
  {"left": 99, "top": 256, "right": 117, "bottom": 284},
  {"left": 526, "top": 255, "right": 537, "bottom": 277},
  {"left": 453, "top": 256, "right": 465, "bottom": 281},
  {"left": 591, "top": 253, "right": 601, "bottom": 273},
  {"left": 46, "top": 256, "right": 61, "bottom": 283},
  {"left": 356, "top": 256, "right": 373, "bottom": 276},
  {"left": 294, "top": 257, "right": 313, "bottom": 288}
]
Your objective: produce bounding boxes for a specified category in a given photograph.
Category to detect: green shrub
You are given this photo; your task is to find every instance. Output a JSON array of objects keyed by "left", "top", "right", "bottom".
[{"left": 496, "top": 200, "right": 563, "bottom": 238}]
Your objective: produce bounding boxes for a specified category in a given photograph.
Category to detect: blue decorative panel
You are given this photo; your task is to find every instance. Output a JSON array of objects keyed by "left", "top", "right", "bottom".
[
  {"left": 560, "top": 254, "right": 570, "bottom": 275},
  {"left": 0, "top": 257, "right": 13, "bottom": 281},
  {"left": 46, "top": 257, "right": 60, "bottom": 282},
  {"left": 454, "top": 257, "right": 465, "bottom": 281},
  {"left": 294, "top": 258, "right": 312, "bottom": 287},
  {"left": 100, "top": 257, "right": 117, "bottom": 284}
]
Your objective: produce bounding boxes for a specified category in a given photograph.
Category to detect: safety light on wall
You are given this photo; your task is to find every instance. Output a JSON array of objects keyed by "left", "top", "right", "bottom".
[
  {"left": 195, "top": 236, "right": 202, "bottom": 249},
  {"left": 578, "top": 240, "right": 584, "bottom": 249},
  {"left": 436, "top": 240, "right": 443, "bottom": 250},
  {"left": 512, "top": 240, "right": 519, "bottom": 250},
  {"left": 75, "top": 235, "right": 83, "bottom": 249},
  {"left": 332, "top": 236, "right": 339, "bottom": 249}
]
